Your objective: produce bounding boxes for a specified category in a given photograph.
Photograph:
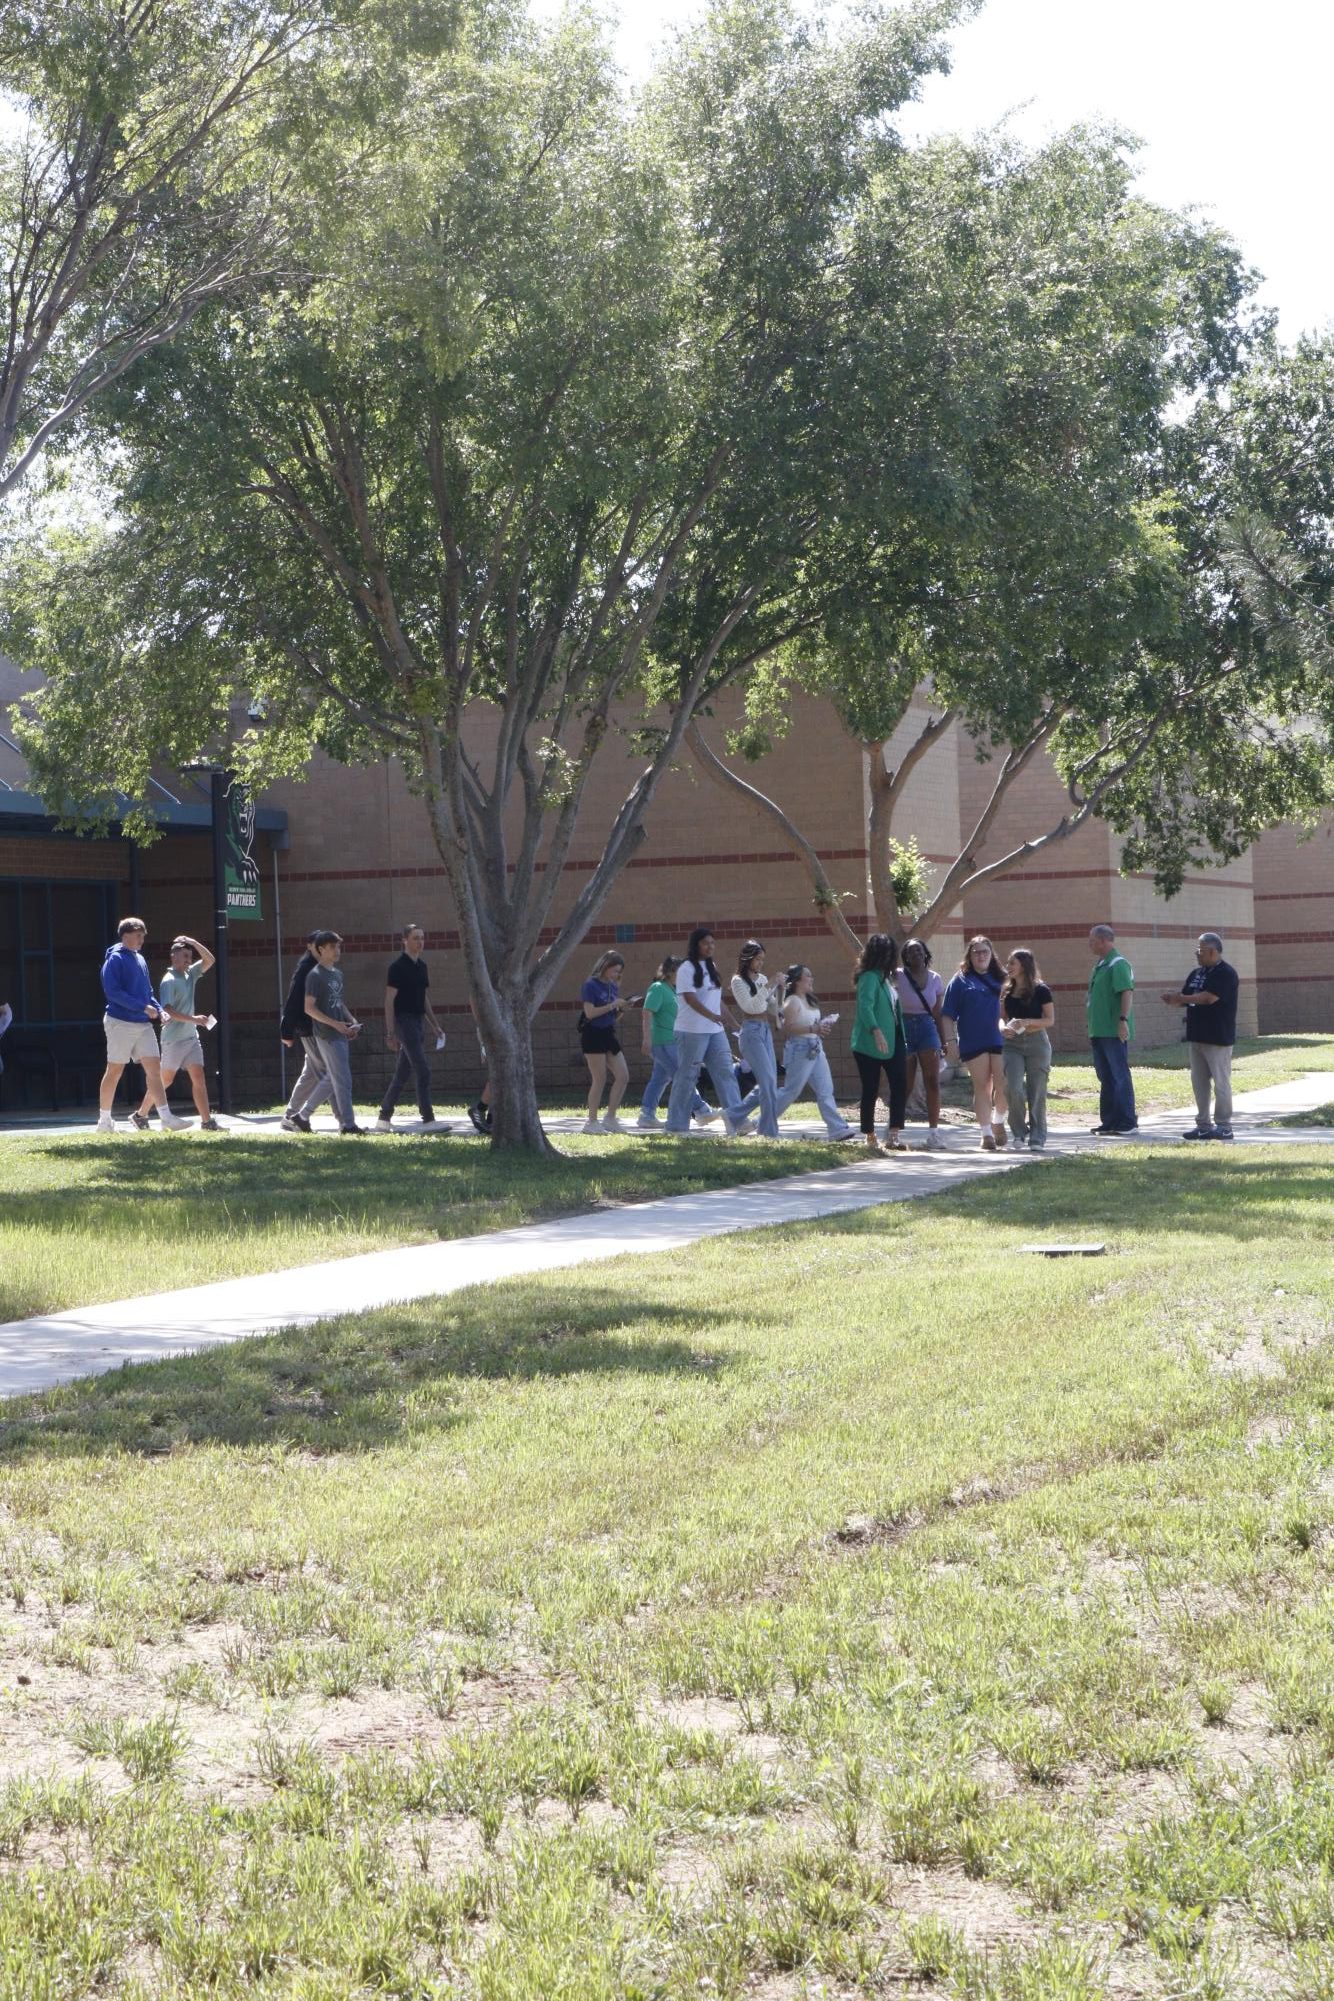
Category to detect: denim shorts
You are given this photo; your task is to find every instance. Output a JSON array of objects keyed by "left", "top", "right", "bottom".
[{"left": 902, "top": 1011, "right": 941, "bottom": 1055}]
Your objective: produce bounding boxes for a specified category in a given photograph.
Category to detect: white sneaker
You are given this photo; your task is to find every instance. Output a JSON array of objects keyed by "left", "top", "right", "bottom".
[
  {"left": 693, "top": 1108, "right": 723, "bottom": 1126},
  {"left": 96, "top": 1113, "right": 115, "bottom": 1133},
  {"left": 926, "top": 1129, "right": 947, "bottom": 1150},
  {"left": 727, "top": 1116, "right": 755, "bottom": 1137},
  {"left": 601, "top": 1113, "right": 627, "bottom": 1132},
  {"left": 158, "top": 1107, "right": 189, "bottom": 1130},
  {"left": 635, "top": 1115, "right": 660, "bottom": 1130},
  {"left": 582, "top": 1117, "right": 602, "bottom": 1133},
  {"left": 374, "top": 1117, "right": 393, "bottom": 1132}
]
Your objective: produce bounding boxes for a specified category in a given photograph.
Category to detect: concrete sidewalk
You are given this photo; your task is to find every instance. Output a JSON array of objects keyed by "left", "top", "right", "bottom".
[
  {"left": 0, "top": 1142, "right": 1037, "bottom": 1397},
  {"left": 1, "top": 1073, "right": 1331, "bottom": 1401}
]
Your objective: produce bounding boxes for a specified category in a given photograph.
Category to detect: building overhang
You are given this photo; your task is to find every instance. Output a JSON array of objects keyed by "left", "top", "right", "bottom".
[{"left": 0, "top": 789, "right": 288, "bottom": 839}]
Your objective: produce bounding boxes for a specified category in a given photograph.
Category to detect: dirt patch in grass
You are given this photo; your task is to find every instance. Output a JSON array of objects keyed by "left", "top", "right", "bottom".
[
  {"left": 640, "top": 1693, "right": 789, "bottom": 1776},
  {"left": 1193, "top": 1683, "right": 1294, "bottom": 1776},
  {"left": 886, "top": 1864, "right": 1043, "bottom": 1954}
]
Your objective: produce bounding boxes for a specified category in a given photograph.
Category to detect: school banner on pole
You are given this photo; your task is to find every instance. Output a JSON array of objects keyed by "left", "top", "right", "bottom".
[{"left": 223, "top": 778, "right": 263, "bottom": 920}]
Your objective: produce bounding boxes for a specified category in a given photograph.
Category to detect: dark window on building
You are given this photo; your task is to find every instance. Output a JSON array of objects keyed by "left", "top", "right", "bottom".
[{"left": 0, "top": 878, "right": 118, "bottom": 1023}]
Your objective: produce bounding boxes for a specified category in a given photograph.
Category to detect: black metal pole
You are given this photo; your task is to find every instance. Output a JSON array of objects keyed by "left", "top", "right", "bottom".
[{"left": 210, "top": 767, "right": 233, "bottom": 1114}]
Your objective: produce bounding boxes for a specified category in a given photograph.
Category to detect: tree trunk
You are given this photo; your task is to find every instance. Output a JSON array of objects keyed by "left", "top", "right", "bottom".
[{"left": 484, "top": 986, "right": 556, "bottom": 1156}]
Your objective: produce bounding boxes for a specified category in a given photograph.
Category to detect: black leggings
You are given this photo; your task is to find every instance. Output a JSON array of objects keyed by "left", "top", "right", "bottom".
[{"left": 855, "top": 1045, "right": 907, "bottom": 1134}]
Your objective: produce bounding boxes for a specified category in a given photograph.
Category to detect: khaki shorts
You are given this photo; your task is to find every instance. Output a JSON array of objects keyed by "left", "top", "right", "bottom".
[
  {"left": 160, "top": 1032, "right": 205, "bottom": 1074},
  {"left": 104, "top": 1014, "right": 160, "bottom": 1066}
]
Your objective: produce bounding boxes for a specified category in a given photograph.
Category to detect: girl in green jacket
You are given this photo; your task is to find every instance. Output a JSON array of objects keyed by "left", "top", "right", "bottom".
[{"left": 851, "top": 934, "right": 908, "bottom": 1153}]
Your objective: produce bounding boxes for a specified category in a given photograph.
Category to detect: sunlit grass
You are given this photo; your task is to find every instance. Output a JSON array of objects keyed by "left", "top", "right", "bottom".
[{"left": 2, "top": 1145, "right": 1333, "bottom": 1994}]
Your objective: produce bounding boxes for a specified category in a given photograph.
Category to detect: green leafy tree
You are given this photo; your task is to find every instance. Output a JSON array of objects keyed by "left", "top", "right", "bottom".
[
  {"left": 0, "top": 0, "right": 347, "bottom": 502},
  {"left": 685, "top": 127, "right": 1330, "bottom": 951},
  {"left": 7, "top": 0, "right": 974, "bottom": 1150},
  {"left": 1209, "top": 338, "right": 1334, "bottom": 702}
]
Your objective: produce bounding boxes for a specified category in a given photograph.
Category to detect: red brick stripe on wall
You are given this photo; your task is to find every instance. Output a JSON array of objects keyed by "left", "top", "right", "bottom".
[{"left": 237, "top": 916, "right": 1257, "bottom": 962}]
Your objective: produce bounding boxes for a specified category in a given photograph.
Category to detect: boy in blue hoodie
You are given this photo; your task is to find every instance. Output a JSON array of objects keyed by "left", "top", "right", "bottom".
[{"left": 98, "top": 917, "right": 188, "bottom": 1133}]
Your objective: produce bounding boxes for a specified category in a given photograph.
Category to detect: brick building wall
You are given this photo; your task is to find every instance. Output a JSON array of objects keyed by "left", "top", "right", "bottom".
[
  {"left": 1251, "top": 819, "right": 1334, "bottom": 1032},
  {"left": 5, "top": 651, "right": 1328, "bottom": 1108},
  {"left": 952, "top": 731, "right": 1259, "bottom": 1052}
]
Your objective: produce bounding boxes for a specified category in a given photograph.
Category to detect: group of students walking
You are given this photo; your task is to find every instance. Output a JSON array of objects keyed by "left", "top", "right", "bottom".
[
  {"left": 88, "top": 910, "right": 1240, "bottom": 1148},
  {"left": 578, "top": 921, "right": 1242, "bottom": 1151},
  {"left": 278, "top": 923, "right": 457, "bottom": 1135},
  {"left": 575, "top": 925, "right": 1057, "bottom": 1152}
]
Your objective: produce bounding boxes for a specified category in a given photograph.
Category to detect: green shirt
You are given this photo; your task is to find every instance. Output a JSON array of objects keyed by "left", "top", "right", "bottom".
[
  {"left": 850, "top": 970, "right": 901, "bottom": 1058},
  {"left": 642, "top": 979, "right": 678, "bottom": 1047},
  {"left": 1087, "top": 951, "right": 1135, "bottom": 1041},
  {"left": 159, "top": 962, "right": 204, "bottom": 1049}
]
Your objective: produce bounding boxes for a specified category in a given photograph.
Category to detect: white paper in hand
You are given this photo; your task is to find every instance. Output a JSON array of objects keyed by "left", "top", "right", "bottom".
[
  {"left": 819, "top": 1012, "right": 840, "bottom": 1029},
  {"left": 435, "top": 1033, "right": 447, "bottom": 1051},
  {"left": 204, "top": 1014, "right": 218, "bottom": 1031}
]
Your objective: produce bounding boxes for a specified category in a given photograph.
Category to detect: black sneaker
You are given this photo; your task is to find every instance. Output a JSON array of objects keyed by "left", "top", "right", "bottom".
[
  {"left": 1182, "top": 1126, "right": 1215, "bottom": 1142},
  {"left": 467, "top": 1101, "right": 489, "bottom": 1134},
  {"left": 1213, "top": 1125, "right": 1235, "bottom": 1142},
  {"left": 340, "top": 1124, "right": 367, "bottom": 1135},
  {"left": 131, "top": 1112, "right": 151, "bottom": 1131},
  {"left": 199, "top": 1117, "right": 220, "bottom": 1132}
]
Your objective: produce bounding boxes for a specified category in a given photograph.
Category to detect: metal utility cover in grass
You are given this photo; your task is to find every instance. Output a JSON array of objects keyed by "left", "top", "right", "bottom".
[{"left": 1020, "top": 1243, "right": 1106, "bottom": 1257}]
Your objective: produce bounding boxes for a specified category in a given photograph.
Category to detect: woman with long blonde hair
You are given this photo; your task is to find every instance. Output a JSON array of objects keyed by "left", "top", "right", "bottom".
[{"left": 941, "top": 935, "right": 1007, "bottom": 1150}]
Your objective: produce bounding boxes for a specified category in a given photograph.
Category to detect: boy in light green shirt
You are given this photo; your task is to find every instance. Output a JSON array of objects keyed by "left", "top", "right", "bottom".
[{"left": 136, "top": 934, "right": 217, "bottom": 1129}]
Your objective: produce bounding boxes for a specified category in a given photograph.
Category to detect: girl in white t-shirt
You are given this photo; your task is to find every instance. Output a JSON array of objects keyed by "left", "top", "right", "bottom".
[
  {"left": 665, "top": 927, "right": 758, "bottom": 1135},
  {"left": 774, "top": 965, "right": 856, "bottom": 1138},
  {"left": 729, "top": 939, "right": 781, "bottom": 1137}
]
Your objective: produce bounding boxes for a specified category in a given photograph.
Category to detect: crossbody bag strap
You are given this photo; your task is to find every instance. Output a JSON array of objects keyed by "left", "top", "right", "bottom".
[{"left": 903, "top": 966, "right": 945, "bottom": 1027}]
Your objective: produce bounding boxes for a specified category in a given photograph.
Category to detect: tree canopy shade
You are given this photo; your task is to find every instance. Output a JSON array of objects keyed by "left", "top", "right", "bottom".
[
  {"left": 687, "top": 131, "right": 1334, "bottom": 951},
  {"left": 1210, "top": 338, "right": 1334, "bottom": 720},
  {"left": 7, "top": 0, "right": 980, "bottom": 1150},
  {"left": 0, "top": 0, "right": 354, "bottom": 502}
]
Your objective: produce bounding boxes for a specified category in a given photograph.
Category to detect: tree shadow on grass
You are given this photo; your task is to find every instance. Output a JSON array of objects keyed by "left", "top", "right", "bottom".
[
  {"left": 0, "top": 1134, "right": 841, "bottom": 1255},
  {"left": 0, "top": 1287, "right": 739, "bottom": 1463}
]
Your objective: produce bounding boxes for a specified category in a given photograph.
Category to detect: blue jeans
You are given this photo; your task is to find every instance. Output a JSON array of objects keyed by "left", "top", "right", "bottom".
[
  {"left": 1090, "top": 1035, "right": 1137, "bottom": 1130},
  {"left": 666, "top": 1033, "right": 758, "bottom": 1133},
  {"left": 738, "top": 1019, "right": 780, "bottom": 1137},
  {"left": 776, "top": 1035, "right": 853, "bottom": 1136},
  {"left": 640, "top": 1041, "right": 709, "bottom": 1123}
]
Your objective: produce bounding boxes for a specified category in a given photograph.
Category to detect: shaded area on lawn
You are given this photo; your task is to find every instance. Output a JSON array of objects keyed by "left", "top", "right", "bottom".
[
  {"left": 0, "top": 1295, "right": 738, "bottom": 1460},
  {"left": 0, "top": 1128, "right": 848, "bottom": 1321}
]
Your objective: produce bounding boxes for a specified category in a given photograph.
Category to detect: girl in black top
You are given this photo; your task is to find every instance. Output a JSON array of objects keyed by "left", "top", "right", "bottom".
[{"left": 1000, "top": 947, "right": 1055, "bottom": 1149}]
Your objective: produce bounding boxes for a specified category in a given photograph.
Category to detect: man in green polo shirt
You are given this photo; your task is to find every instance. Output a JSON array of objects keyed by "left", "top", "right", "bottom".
[{"left": 1086, "top": 924, "right": 1137, "bottom": 1134}]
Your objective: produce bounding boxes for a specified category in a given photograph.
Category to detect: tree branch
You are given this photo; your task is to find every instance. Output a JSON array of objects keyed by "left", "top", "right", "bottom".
[{"left": 687, "top": 719, "right": 863, "bottom": 956}]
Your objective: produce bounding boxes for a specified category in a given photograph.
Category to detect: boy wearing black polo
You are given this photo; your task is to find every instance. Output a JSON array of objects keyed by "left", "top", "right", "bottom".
[{"left": 375, "top": 923, "right": 446, "bottom": 1130}]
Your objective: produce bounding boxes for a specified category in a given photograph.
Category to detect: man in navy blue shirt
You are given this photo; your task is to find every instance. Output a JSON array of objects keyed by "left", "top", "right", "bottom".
[
  {"left": 98, "top": 917, "right": 189, "bottom": 1133},
  {"left": 1161, "top": 931, "right": 1239, "bottom": 1141}
]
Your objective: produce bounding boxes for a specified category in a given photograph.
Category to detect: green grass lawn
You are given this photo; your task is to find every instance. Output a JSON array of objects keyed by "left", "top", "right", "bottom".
[
  {"left": 1024, "top": 1030, "right": 1334, "bottom": 1125},
  {"left": 3, "top": 1145, "right": 1334, "bottom": 1996},
  {"left": 0, "top": 1125, "right": 853, "bottom": 1323}
]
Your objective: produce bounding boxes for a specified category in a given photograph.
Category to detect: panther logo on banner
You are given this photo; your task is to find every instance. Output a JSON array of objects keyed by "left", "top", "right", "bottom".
[{"left": 224, "top": 779, "right": 263, "bottom": 919}]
